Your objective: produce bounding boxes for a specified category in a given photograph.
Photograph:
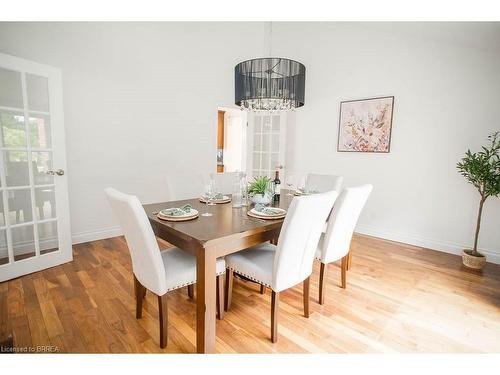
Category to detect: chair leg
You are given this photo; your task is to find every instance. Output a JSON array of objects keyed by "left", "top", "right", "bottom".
[
  {"left": 347, "top": 248, "right": 353, "bottom": 270},
  {"left": 158, "top": 293, "right": 168, "bottom": 348},
  {"left": 134, "top": 275, "right": 145, "bottom": 319},
  {"left": 259, "top": 284, "right": 265, "bottom": 294},
  {"left": 187, "top": 284, "right": 194, "bottom": 299},
  {"left": 271, "top": 291, "right": 279, "bottom": 343},
  {"left": 303, "top": 277, "right": 310, "bottom": 318},
  {"left": 224, "top": 270, "right": 234, "bottom": 312},
  {"left": 143, "top": 288, "right": 147, "bottom": 299},
  {"left": 341, "top": 256, "right": 347, "bottom": 289},
  {"left": 319, "top": 263, "right": 327, "bottom": 305},
  {"left": 216, "top": 275, "right": 224, "bottom": 320}
]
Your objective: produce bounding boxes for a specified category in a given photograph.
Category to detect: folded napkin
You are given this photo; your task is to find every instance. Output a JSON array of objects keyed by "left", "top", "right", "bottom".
[
  {"left": 203, "top": 192, "right": 224, "bottom": 200},
  {"left": 254, "top": 203, "right": 284, "bottom": 216},
  {"left": 161, "top": 204, "right": 192, "bottom": 216}
]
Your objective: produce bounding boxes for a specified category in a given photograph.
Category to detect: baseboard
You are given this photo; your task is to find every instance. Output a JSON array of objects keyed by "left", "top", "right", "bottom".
[
  {"left": 356, "top": 224, "right": 500, "bottom": 265},
  {"left": 70, "top": 224, "right": 500, "bottom": 265},
  {"left": 72, "top": 226, "right": 123, "bottom": 245},
  {"left": 1, "top": 227, "right": 122, "bottom": 258}
]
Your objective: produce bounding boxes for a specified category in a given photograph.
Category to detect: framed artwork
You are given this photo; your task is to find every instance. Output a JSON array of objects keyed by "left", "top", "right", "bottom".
[{"left": 337, "top": 96, "right": 394, "bottom": 153}]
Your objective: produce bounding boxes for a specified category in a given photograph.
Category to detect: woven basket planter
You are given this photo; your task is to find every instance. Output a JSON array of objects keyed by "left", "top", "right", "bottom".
[{"left": 462, "top": 250, "right": 486, "bottom": 270}]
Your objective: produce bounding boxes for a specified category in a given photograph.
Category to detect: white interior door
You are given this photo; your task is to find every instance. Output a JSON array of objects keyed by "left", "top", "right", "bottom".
[
  {"left": 246, "top": 112, "right": 286, "bottom": 180},
  {"left": 0, "top": 53, "right": 71, "bottom": 282},
  {"left": 223, "top": 109, "right": 247, "bottom": 173}
]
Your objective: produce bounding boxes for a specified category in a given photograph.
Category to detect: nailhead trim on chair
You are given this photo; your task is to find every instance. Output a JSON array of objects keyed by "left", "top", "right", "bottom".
[
  {"left": 165, "top": 270, "right": 226, "bottom": 293},
  {"left": 227, "top": 267, "right": 272, "bottom": 288}
]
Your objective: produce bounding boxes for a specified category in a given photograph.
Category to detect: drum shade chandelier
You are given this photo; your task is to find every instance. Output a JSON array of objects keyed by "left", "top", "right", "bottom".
[{"left": 235, "top": 57, "right": 306, "bottom": 112}]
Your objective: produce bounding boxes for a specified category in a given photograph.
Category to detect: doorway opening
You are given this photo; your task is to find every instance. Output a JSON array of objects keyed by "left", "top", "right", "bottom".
[
  {"left": 215, "top": 107, "right": 287, "bottom": 181},
  {"left": 216, "top": 106, "right": 247, "bottom": 173}
]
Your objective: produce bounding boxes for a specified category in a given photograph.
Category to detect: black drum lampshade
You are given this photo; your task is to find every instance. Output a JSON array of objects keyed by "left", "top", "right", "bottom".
[{"left": 235, "top": 57, "right": 305, "bottom": 111}]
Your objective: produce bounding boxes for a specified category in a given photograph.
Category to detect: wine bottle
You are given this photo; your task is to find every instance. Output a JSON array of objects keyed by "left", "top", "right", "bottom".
[{"left": 273, "top": 170, "right": 281, "bottom": 202}]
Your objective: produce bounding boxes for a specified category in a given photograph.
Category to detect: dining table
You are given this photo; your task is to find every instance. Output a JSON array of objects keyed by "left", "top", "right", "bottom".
[{"left": 143, "top": 191, "right": 295, "bottom": 353}]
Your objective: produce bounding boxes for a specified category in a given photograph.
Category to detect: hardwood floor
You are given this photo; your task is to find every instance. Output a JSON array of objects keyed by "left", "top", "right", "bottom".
[{"left": 1, "top": 234, "right": 499, "bottom": 353}]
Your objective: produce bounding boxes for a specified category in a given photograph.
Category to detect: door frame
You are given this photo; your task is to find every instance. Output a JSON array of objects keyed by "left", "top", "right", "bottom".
[{"left": 0, "top": 52, "right": 72, "bottom": 282}]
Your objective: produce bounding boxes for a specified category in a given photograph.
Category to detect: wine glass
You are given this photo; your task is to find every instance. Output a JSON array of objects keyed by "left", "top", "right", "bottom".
[
  {"left": 207, "top": 178, "right": 216, "bottom": 206},
  {"left": 285, "top": 174, "right": 297, "bottom": 196},
  {"left": 297, "top": 174, "right": 306, "bottom": 193},
  {"left": 201, "top": 180, "right": 215, "bottom": 217}
]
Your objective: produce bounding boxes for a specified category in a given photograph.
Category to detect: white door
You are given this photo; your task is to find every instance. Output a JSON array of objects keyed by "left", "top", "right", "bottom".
[
  {"left": 246, "top": 112, "right": 286, "bottom": 180},
  {"left": 223, "top": 109, "right": 247, "bottom": 173},
  {"left": 0, "top": 53, "right": 71, "bottom": 282}
]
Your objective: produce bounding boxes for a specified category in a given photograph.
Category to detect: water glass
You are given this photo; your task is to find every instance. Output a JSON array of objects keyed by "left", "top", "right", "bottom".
[{"left": 232, "top": 187, "right": 242, "bottom": 208}]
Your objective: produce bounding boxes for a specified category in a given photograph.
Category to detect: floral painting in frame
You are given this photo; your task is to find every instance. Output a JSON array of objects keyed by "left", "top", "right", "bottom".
[{"left": 337, "top": 96, "right": 394, "bottom": 153}]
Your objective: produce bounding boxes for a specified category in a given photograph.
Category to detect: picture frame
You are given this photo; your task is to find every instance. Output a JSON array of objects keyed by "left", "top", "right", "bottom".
[{"left": 337, "top": 96, "right": 395, "bottom": 153}]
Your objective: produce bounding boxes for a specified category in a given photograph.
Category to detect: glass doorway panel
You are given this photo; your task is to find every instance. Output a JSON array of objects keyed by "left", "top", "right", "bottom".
[{"left": 0, "top": 65, "right": 61, "bottom": 272}]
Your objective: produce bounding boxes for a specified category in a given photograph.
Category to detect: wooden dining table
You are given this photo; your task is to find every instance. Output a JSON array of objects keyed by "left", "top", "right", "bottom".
[{"left": 143, "top": 192, "right": 294, "bottom": 353}]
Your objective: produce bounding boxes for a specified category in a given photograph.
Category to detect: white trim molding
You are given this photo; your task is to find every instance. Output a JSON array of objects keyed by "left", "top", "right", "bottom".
[
  {"left": 356, "top": 224, "right": 500, "bottom": 265},
  {"left": 72, "top": 226, "right": 122, "bottom": 245},
  {"left": 70, "top": 224, "right": 500, "bottom": 266}
]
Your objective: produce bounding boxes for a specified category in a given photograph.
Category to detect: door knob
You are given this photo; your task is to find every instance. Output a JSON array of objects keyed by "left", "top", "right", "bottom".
[{"left": 45, "top": 169, "right": 65, "bottom": 176}]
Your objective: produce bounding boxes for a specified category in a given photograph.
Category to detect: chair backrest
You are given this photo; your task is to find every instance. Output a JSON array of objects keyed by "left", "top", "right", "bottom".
[
  {"left": 305, "top": 173, "right": 343, "bottom": 193},
  {"left": 210, "top": 172, "right": 238, "bottom": 195},
  {"left": 319, "top": 184, "right": 373, "bottom": 264},
  {"left": 104, "top": 188, "right": 167, "bottom": 295},
  {"left": 166, "top": 174, "right": 205, "bottom": 201},
  {"left": 272, "top": 191, "right": 338, "bottom": 292}
]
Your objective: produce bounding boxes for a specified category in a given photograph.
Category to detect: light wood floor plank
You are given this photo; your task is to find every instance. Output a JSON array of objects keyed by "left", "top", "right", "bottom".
[{"left": 1, "top": 233, "right": 499, "bottom": 353}]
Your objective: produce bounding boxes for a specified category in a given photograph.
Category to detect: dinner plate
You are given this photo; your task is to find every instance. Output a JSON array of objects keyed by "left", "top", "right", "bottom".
[
  {"left": 247, "top": 207, "right": 287, "bottom": 220},
  {"left": 199, "top": 195, "right": 231, "bottom": 204},
  {"left": 157, "top": 208, "right": 199, "bottom": 222}
]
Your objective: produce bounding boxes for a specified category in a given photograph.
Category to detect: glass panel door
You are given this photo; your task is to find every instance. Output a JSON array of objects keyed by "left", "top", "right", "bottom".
[
  {"left": 0, "top": 53, "right": 71, "bottom": 282},
  {"left": 246, "top": 112, "right": 287, "bottom": 180}
]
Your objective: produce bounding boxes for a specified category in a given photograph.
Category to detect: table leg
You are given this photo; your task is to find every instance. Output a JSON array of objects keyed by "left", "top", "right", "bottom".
[{"left": 196, "top": 247, "right": 217, "bottom": 353}]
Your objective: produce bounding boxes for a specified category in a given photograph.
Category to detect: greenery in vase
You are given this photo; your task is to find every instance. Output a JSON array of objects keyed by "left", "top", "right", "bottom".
[
  {"left": 457, "top": 131, "right": 500, "bottom": 257},
  {"left": 248, "top": 176, "right": 272, "bottom": 196}
]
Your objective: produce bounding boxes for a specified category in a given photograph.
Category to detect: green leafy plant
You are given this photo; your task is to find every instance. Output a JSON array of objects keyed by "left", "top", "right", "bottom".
[
  {"left": 248, "top": 176, "right": 272, "bottom": 196},
  {"left": 457, "top": 131, "right": 500, "bottom": 257}
]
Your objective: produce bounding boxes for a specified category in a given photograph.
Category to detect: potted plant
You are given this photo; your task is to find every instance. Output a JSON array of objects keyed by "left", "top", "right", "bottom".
[
  {"left": 457, "top": 131, "right": 500, "bottom": 270},
  {"left": 248, "top": 176, "right": 273, "bottom": 205}
]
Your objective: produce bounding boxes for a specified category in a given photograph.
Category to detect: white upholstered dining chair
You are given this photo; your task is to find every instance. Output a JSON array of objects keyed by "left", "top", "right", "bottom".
[
  {"left": 305, "top": 173, "right": 343, "bottom": 193},
  {"left": 210, "top": 172, "right": 238, "bottom": 195},
  {"left": 315, "top": 184, "right": 373, "bottom": 304},
  {"left": 105, "top": 188, "right": 226, "bottom": 348},
  {"left": 224, "top": 191, "right": 338, "bottom": 343},
  {"left": 166, "top": 173, "right": 204, "bottom": 201}
]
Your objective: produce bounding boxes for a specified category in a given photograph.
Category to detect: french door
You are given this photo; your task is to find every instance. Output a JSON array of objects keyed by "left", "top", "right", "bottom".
[
  {"left": 246, "top": 112, "right": 287, "bottom": 180},
  {"left": 0, "top": 53, "right": 71, "bottom": 282}
]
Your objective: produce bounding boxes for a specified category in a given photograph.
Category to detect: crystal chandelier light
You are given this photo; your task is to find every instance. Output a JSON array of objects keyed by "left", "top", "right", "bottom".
[{"left": 234, "top": 57, "right": 306, "bottom": 112}]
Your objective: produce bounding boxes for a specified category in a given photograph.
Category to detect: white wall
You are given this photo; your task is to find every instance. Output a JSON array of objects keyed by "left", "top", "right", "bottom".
[
  {"left": 272, "top": 23, "right": 500, "bottom": 263},
  {"left": 1, "top": 22, "right": 498, "bottom": 264},
  {"left": 0, "top": 22, "right": 265, "bottom": 243}
]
